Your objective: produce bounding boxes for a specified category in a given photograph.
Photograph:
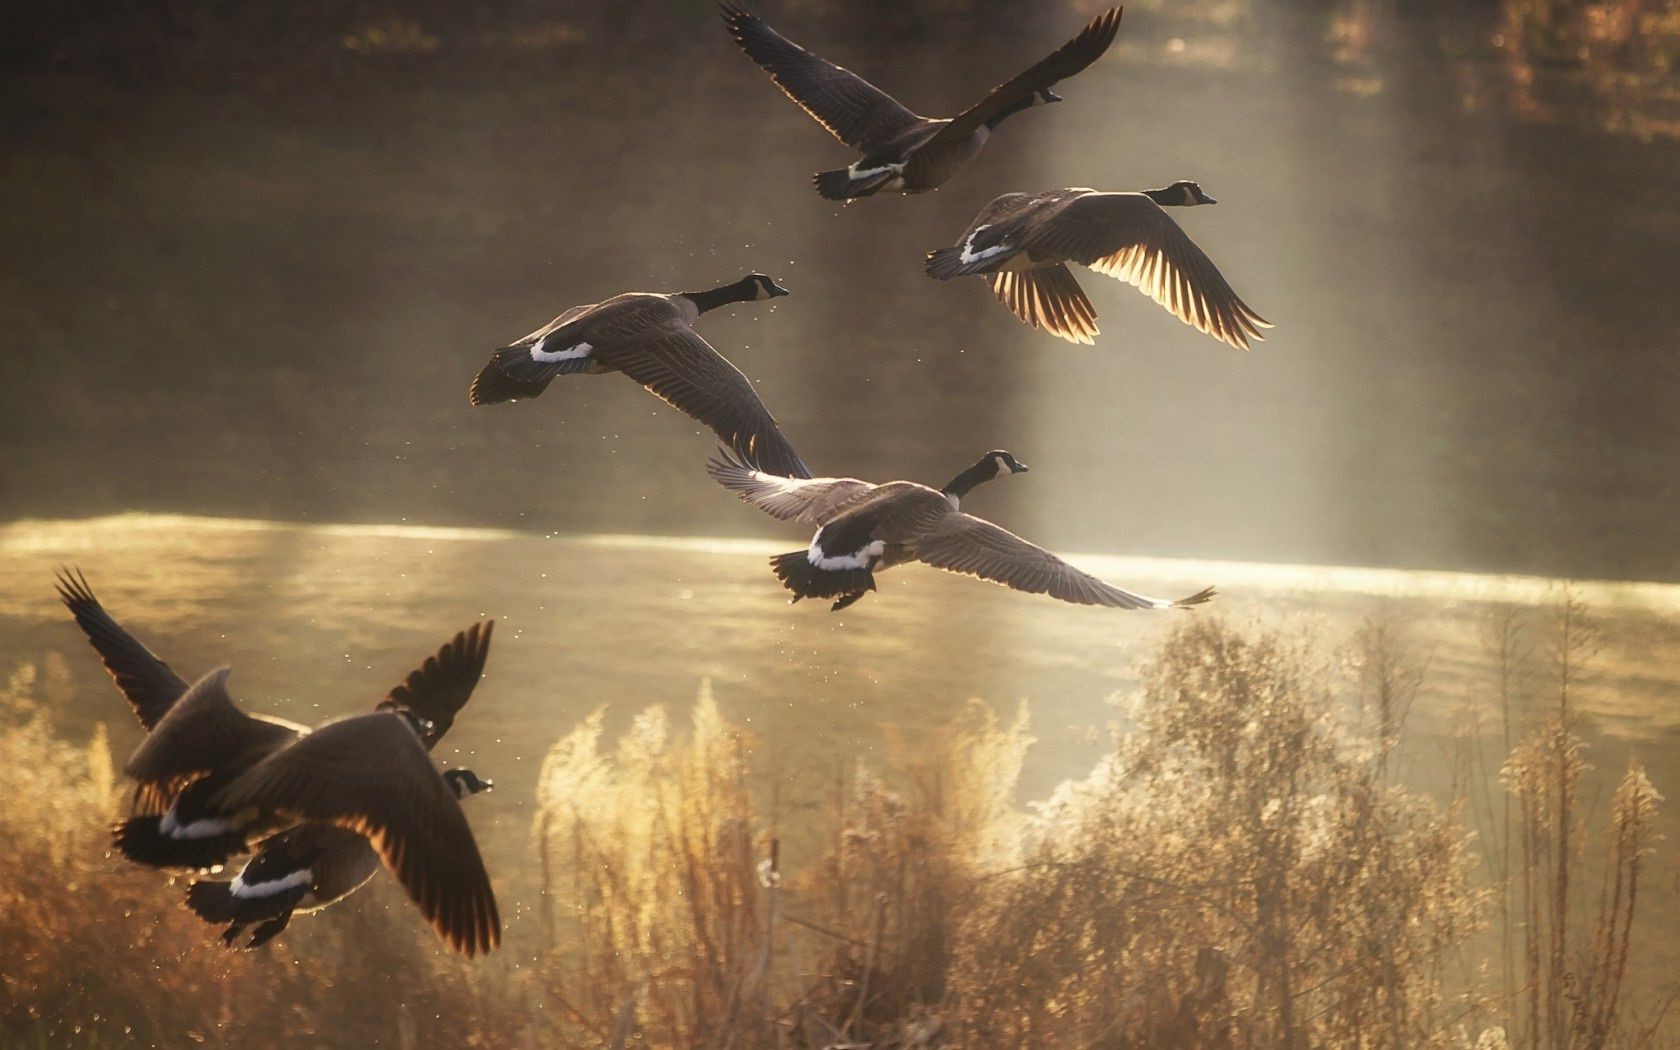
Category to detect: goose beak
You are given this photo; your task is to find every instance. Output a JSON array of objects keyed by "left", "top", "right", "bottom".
[
  {"left": 768, "top": 280, "right": 790, "bottom": 297},
  {"left": 1042, "top": 89, "right": 1064, "bottom": 104},
  {"left": 1201, "top": 193, "right": 1218, "bottom": 205}
]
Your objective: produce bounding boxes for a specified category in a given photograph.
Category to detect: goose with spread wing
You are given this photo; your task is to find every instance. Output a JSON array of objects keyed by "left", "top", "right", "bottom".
[
  {"left": 721, "top": 4, "right": 1123, "bottom": 200},
  {"left": 186, "top": 622, "right": 495, "bottom": 952},
  {"left": 469, "top": 273, "right": 810, "bottom": 479},
  {"left": 926, "top": 183, "right": 1270, "bottom": 349},
  {"left": 707, "top": 449, "right": 1216, "bottom": 612},
  {"left": 57, "top": 571, "right": 501, "bottom": 955}
]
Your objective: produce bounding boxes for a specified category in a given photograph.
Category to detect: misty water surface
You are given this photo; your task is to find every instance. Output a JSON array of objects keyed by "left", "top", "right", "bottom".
[{"left": 3, "top": 2, "right": 1678, "bottom": 579}]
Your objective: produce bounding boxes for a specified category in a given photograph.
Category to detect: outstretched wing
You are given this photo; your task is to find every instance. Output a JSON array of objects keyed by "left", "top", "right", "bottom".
[
  {"left": 903, "top": 6, "right": 1122, "bottom": 184},
  {"left": 706, "top": 447, "right": 877, "bottom": 523},
  {"left": 600, "top": 327, "right": 812, "bottom": 479},
  {"left": 720, "top": 3, "right": 924, "bottom": 152},
  {"left": 124, "top": 668, "right": 302, "bottom": 789},
  {"left": 56, "top": 568, "right": 189, "bottom": 730},
  {"left": 212, "top": 713, "right": 501, "bottom": 957},
  {"left": 916, "top": 513, "right": 1216, "bottom": 610},
  {"left": 1031, "top": 192, "right": 1270, "bottom": 350},
  {"left": 376, "top": 621, "right": 494, "bottom": 750}
]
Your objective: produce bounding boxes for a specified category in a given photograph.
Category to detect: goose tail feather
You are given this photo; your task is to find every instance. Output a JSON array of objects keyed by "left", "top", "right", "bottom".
[
  {"left": 770, "top": 551, "right": 876, "bottom": 607},
  {"left": 112, "top": 816, "right": 245, "bottom": 872}
]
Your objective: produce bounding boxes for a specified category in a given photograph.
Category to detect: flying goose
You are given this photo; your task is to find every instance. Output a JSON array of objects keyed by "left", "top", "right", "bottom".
[
  {"left": 469, "top": 273, "right": 811, "bottom": 479},
  {"left": 926, "top": 184, "right": 1270, "bottom": 349},
  {"left": 186, "top": 623, "right": 495, "bottom": 951},
  {"left": 186, "top": 768, "right": 493, "bottom": 952},
  {"left": 204, "top": 703, "right": 501, "bottom": 956},
  {"left": 706, "top": 449, "right": 1217, "bottom": 612},
  {"left": 57, "top": 572, "right": 502, "bottom": 955},
  {"left": 721, "top": 4, "right": 1123, "bottom": 200}
]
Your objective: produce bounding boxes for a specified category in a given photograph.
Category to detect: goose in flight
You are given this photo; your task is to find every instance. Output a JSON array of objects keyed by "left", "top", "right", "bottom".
[
  {"left": 57, "top": 571, "right": 501, "bottom": 955},
  {"left": 927, "top": 183, "right": 1270, "bottom": 348},
  {"left": 469, "top": 273, "right": 811, "bottom": 479},
  {"left": 722, "top": 4, "right": 1124, "bottom": 200},
  {"left": 706, "top": 449, "right": 1216, "bottom": 612}
]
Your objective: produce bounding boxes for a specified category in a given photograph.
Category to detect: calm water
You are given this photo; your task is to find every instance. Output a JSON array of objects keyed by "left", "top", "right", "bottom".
[{"left": 3, "top": 2, "right": 1679, "bottom": 580}]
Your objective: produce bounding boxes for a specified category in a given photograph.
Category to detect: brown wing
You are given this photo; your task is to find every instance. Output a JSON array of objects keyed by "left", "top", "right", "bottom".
[
  {"left": 1031, "top": 192, "right": 1270, "bottom": 350},
  {"left": 211, "top": 713, "right": 500, "bottom": 956},
  {"left": 124, "top": 667, "right": 302, "bottom": 788},
  {"left": 600, "top": 327, "right": 811, "bottom": 479},
  {"left": 916, "top": 513, "right": 1217, "bottom": 609},
  {"left": 706, "top": 447, "right": 877, "bottom": 523},
  {"left": 902, "top": 6, "right": 1122, "bottom": 184},
  {"left": 987, "top": 266, "right": 1101, "bottom": 345},
  {"left": 376, "top": 621, "right": 494, "bottom": 750},
  {"left": 720, "top": 3, "right": 925, "bottom": 152},
  {"left": 56, "top": 568, "right": 188, "bottom": 730}
]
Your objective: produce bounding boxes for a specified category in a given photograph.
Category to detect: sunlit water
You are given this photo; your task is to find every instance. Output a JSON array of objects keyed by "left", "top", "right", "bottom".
[{"left": 3, "top": 515, "right": 1677, "bottom": 997}]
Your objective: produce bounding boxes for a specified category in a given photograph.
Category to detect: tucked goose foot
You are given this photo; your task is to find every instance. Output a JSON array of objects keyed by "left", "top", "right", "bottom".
[
  {"left": 831, "top": 591, "right": 869, "bottom": 612},
  {"left": 220, "top": 923, "right": 245, "bottom": 948},
  {"left": 244, "top": 913, "right": 292, "bottom": 950}
]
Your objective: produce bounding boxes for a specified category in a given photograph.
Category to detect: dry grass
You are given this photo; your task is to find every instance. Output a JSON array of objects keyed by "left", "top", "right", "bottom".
[{"left": 2, "top": 611, "right": 1671, "bottom": 1047}]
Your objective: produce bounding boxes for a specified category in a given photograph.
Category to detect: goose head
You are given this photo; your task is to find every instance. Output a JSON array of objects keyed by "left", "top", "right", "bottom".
[
  {"left": 746, "top": 273, "right": 791, "bottom": 301},
  {"left": 1035, "top": 88, "right": 1064, "bottom": 106},
  {"left": 686, "top": 274, "right": 790, "bottom": 314},
  {"left": 443, "top": 768, "right": 494, "bottom": 799},
  {"left": 942, "top": 450, "right": 1029, "bottom": 504},
  {"left": 1147, "top": 180, "right": 1217, "bottom": 207}
]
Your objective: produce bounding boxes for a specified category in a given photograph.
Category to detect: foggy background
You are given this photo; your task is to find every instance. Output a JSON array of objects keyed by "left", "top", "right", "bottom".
[{"left": 3, "top": 0, "right": 1678, "bottom": 580}]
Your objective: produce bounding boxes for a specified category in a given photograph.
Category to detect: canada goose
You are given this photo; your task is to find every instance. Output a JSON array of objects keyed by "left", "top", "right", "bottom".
[
  {"left": 204, "top": 705, "right": 501, "bottom": 956},
  {"left": 185, "top": 768, "right": 493, "bottom": 951},
  {"left": 56, "top": 572, "right": 501, "bottom": 955},
  {"left": 706, "top": 449, "right": 1216, "bottom": 612},
  {"left": 926, "top": 184, "right": 1270, "bottom": 349},
  {"left": 469, "top": 273, "right": 811, "bottom": 479},
  {"left": 721, "top": 4, "right": 1123, "bottom": 200},
  {"left": 185, "top": 625, "right": 495, "bottom": 952}
]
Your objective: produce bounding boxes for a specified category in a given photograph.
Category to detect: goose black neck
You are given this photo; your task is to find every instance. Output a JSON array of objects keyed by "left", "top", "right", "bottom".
[
  {"left": 984, "top": 94, "right": 1036, "bottom": 131},
  {"left": 941, "top": 461, "right": 997, "bottom": 499},
  {"left": 683, "top": 279, "right": 756, "bottom": 315},
  {"left": 1144, "top": 186, "right": 1186, "bottom": 206}
]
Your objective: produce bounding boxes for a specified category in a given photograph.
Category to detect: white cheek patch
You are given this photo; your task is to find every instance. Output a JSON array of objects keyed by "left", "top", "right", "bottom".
[
  {"left": 809, "top": 538, "right": 885, "bottom": 571},
  {"left": 959, "top": 225, "right": 1011, "bottom": 266},
  {"left": 231, "top": 867, "right": 312, "bottom": 900},
  {"left": 530, "top": 336, "right": 592, "bottom": 364}
]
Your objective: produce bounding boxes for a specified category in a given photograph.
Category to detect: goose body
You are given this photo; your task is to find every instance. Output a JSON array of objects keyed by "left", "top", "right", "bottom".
[
  {"left": 722, "top": 4, "right": 1123, "bottom": 201},
  {"left": 926, "top": 184, "right": 1270, "bottom": 349},
  {"left": 707, "top": 450, "right": 1217, "bottom": 612},
  {"left": 189, "top": 767, "right": 493, "bottom": 951},
  {"left": 470, "top": 274, "right": 810, "bottom": 478},
  {"left": 57, "top": 572, "right": 502, "bottom": 955}
]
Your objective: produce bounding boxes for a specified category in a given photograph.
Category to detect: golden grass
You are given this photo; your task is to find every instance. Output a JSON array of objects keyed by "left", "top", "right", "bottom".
[{"left": 2, "top": 611, "right": 1671, "bottom": 1046}]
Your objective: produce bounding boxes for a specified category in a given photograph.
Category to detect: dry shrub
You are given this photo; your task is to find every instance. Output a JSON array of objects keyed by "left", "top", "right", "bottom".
[
  {"left": 947, "top": 619, "right": 1483, "bottom": 1048},
  {"left": 529, "top": 623, "right": 1496, "bottom": 1048}
]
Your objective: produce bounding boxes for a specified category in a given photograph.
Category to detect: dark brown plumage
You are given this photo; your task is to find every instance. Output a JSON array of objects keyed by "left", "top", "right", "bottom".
[
  {"left": 469, "top": 277, "right": 811, "bottom": 479},
  {"left": 721, "top": 4, "right": 1123, "bottom": 200},
  {"left": 927, "top": 185, "right": 1271, "bottom": 349},
  {"left": 708, "top": 449, "right": 1217, "bottom": 612},
  {"left": 56, "top": 568, "right": 188, "bottom": 730},
  {"left": 211, "top": 713, "right": 501, "bottom": 956},
  {"left": 56, "top": 571, "right": 501, "bottom": 954}
]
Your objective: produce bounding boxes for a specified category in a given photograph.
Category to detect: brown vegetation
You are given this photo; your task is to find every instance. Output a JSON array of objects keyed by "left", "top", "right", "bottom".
[{"left": 1, "top": 611, "right": 1671, "bottom": 1046}]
